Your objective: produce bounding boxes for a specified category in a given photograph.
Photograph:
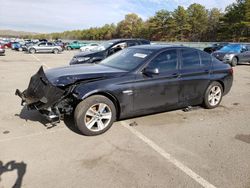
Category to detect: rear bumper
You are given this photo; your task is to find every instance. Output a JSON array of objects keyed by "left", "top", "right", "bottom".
[{"left": 15, "top": 66, "right": 65, "bottom": 110}]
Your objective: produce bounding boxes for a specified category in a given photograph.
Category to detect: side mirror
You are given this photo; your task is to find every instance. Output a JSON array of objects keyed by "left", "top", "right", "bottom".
[{"left": 143, "top": 67, "right": 159, "bottom": 76}]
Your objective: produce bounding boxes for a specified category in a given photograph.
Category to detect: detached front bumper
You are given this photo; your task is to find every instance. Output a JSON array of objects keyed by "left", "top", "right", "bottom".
[{"left": 15, "top": 66, "right": 65, "bottom": 110}]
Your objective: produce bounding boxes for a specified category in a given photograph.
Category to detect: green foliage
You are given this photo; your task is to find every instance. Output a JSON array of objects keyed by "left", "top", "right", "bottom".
[
  {"left": 172, "top": 6, "right": 191, "bottom": 41},
  {"left": 32, "top": 1, "right": 250, "bottom": 42},
  {"left": 116, "top": 13, "right": 143, "bottom": 38}
]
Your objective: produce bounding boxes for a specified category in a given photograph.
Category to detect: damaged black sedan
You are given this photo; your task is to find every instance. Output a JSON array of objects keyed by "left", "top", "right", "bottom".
[{"left": 16, "top": 45, "right": 233, "bottom": 136}]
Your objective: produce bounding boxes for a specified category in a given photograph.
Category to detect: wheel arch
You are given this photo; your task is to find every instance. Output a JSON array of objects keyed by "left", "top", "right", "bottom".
[
  {"left": 208, "top": 80, "right": 225, "bottom": 93},
  {"left": 80, "top": 91, "right": 121, "bottom": 120}
]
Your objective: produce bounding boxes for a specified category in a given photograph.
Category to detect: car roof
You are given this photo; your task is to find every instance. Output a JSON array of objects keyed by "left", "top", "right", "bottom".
[
  {"left": 130, "top": 44, "right": 195, "bottom": 51},
  {"left": 108, "top": 38, "right": 149, "bottom": 43}
]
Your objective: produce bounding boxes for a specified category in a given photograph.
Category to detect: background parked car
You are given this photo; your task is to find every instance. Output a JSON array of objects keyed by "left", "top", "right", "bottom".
[
  {"left": 54, "top": 40, "right": 67, "bottom": 50},
  {"left": 66, "top": 41, "right": 88, "bottom": 50},
  {"left": 27, "top": 42, "right": 63, "bottom": 54},
  {"left": 0, "top": 43, "right": 5, "bottom": 55},
  {"left": 212, "top": 44, "right": 250, "bottom": 66},
  {"left": 80, "top": 43, "right": 100, "bottom": 52},
  {"left": 21, "top": 41, "right": 37, "bottom": 51},
  {"left": 203, "top": 43, "right": 229, "bottom": 54},
  {"left": 70, "top": 38, "right": 150, "bottom": 65},
  {"left": 11, "top": 42, "right": 22, "bottom": 51},
  {"left": 3, "top": 41, "right": 12, "bottom": 49}
]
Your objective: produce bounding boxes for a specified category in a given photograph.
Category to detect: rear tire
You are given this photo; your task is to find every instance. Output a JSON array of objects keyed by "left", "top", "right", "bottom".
[
  {"left": 53, "top": 48, "right": 59, "bottom": 54},
  {"left": 67, "top": 46, "right": 72, "bottom": 50},
  {"left": 231, "top": 57, "right": 238, "bottom": 67},
  {"left": 203, "top": 82, "right": 223, "bottom": 109},
  {"left": 74, "top": 95, "right": 116, "bottom": 136}
]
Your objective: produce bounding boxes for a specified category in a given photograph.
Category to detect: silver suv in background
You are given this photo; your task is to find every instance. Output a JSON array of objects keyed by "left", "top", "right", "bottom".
[
  {"left": 28, "top": 42, "right": 63, "bottom": 54},
  {"left": 212, "top": 44, "right": 250, "bottom": 66}
]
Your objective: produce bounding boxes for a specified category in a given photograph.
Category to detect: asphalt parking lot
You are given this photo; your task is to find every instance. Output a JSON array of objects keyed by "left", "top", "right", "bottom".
[{"left": 0, "top": 49, "right": 250, "bottom": 188}]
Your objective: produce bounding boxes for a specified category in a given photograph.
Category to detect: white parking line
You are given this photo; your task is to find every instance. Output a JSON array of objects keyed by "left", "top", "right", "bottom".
[
  {"left": 31, "top": 54, "right": 50, "bottom": 69},
  {"left": 121, "top": 121, "right": 217, "bottom": 188},
  {"left": 0, "top": 128, "right": 66, "bottom": 143}
]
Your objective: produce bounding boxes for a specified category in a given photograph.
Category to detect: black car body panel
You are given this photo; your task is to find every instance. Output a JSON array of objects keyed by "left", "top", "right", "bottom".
[
  {"left": 70, "top": 39, "right": 150, "bottom": 65},
  {"left": 45, "top": 64, "right": 128, "bottom": 86},
  {"left": 16, "top": 45, "right": 233, "bottom": 122}
]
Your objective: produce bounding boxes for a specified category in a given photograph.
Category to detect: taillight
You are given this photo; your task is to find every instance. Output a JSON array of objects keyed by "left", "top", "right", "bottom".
[{"left": 229, "top": 67, "right": 233, "bottom": 74}]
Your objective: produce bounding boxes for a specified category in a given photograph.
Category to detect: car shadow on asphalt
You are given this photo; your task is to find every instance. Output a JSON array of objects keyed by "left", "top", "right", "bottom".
[
  {"left": 63, "top": 115, "right": 83, "bottom": 135},
  {"left": 0, "top": 160, "right": 27, "bottom": 188},
  {"left": 16, "top": 106, "right": 83, "bottom": 135},
  {"left": 15, "top": 106, "right": 49, "bottom": 127}
]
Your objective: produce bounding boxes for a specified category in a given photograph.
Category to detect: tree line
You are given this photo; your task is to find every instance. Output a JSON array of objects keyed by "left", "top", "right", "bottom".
[{"left": 33, "top": 0, "right": 250, "bottom": 42}]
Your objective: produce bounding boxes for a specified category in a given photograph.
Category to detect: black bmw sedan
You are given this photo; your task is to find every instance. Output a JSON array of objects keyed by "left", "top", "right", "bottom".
[{"left": 16, "top": 45, "right": 233, "bottom": 136}]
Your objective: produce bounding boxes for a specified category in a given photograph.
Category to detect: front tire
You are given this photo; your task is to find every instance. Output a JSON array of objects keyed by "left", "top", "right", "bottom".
[
  {"left": 74, "top": 95, "right": 116, "bottom": 136},
  {"left": 231, "top": 57, "right": 238, "bottom": 67},
  {"left": 29, "top": 48, "right": 36, "bottom": 54},
  {"left": 203, "top": 82, "right": 223, "bottom": 109},
  {"left": 67, "top": 46, "right": 72, "bottom": 50}
]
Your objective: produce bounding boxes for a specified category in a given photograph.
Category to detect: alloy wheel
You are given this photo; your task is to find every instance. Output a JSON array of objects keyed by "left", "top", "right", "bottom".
[
  {"left": 84, "top": 103, "right": 112, "bottom": 132},
  {"left": 208, "top": 86, "right": 222, "bottom": 106}
]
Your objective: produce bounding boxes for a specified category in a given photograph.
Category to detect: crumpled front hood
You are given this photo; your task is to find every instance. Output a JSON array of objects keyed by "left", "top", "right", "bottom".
[{"left": 45, "top": 64, "right": 127, "bottom": 87}]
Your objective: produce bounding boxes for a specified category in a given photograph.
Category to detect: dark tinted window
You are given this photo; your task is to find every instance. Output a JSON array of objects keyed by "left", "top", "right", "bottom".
[
  {"left": 127, "top": 41, "right": 139, "bottom": 47},
  {"left": 47, "top": 42, "right": 54, "bottom": 46},
  {"left": 199, "top": 51, "right": 211, "bottom": 67},
  {"left": 242, "top": 45, "right": 248, "bottom": 52},
  {"left": 149, "top": 49, "right": 178, "bottom": 72},
  {"left": 38, "top": 42, "right": 46, "bottom": 46},
  {"left": 181, "top": 49, "right": 200, "bottom": 69},
  {"left": 140, "top": 40, "right": 150, "bottom": 44}
]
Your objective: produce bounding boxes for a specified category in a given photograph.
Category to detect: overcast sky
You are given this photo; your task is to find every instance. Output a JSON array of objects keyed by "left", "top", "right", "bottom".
[{"left": 0, "top": 0, "right": 235, "bottom": 33}]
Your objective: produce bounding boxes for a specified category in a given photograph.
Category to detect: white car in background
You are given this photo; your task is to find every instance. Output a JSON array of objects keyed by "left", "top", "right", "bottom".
[{"left": 80, "top": 43, "right": 100, "bottom": 52}]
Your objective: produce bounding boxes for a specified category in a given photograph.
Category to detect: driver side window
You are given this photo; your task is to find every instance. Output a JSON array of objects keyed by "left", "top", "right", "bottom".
[
  {"left": 148, "top": 49, "right": 178, "bottom": 73},
  {"left": 38, "top": 42, "right": 46, "bottom": 47}
]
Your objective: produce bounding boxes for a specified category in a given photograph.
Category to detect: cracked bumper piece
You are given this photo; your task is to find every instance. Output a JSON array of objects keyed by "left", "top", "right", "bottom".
[{"left": 15, "top": 66, "right": 65, "bottom": 110}]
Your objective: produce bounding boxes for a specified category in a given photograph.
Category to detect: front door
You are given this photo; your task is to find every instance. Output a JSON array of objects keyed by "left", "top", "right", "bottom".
[{"left": 132, "top": 49, "right": 180, "bottom": 113}]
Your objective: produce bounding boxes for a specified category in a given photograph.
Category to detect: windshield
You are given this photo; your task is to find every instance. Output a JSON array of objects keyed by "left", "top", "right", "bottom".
[
  {"left": 92, "top": 41, "right": 114, "bottom": 51},
  {"left": 100, "top": 48, "right": 153, "bottom": 71},
  {"left": 219, "top": 44, "right": 241, "bottom": 53}
]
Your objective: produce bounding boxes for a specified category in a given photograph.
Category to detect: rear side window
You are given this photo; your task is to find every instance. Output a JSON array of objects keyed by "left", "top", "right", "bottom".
[
  {"left": 140, "top": 40, "right": 150, "bottom": 45},
  {"left": 199, "top": 51, "right": 211, "bottom": 67},
  {"left": 181, "top": 49, "right": 200, "bottom": 69},
  {"left": 38, "top": 42, "right": 46, "bottom": 46},
  {"left": 127, "top": 41, "right": 139, "bottom": 47},
  {"left": 47, "top": 42, "right": 54, "bottom": 46}
]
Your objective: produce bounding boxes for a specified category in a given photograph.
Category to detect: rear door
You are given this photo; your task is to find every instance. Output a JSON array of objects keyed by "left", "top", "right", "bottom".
[
  {"left": 179, "top": 48, "right": 211, "bottom": 105},
  {"left": 47, "top": 42, "right": 55, "bottom": 52}
]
